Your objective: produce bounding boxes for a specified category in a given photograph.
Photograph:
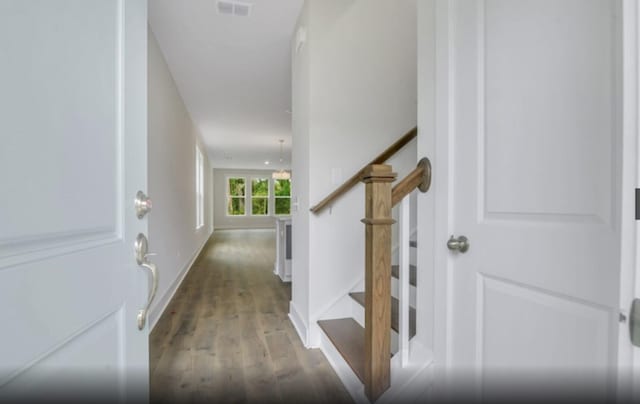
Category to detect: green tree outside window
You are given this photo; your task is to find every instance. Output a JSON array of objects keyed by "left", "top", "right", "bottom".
[
  {"left": 227, "top": 177, "right": 245, "bottom": 215},
  {"left": 274, "top": 179, "right": 291, "bottom": 215},
  {"left": 252, "top": 178, "right": 269, "bottom": 215}
]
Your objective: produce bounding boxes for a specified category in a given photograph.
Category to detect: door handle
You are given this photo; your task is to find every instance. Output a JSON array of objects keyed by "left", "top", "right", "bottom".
[
  {"left": 137, "top": 260, "right": 158, "bottom": 330},
  {"left": 447, "top": 235, "right": 470, "bottom": 253},
  {"left": 134, "top": 233, "right": 158, "bottom": 330},
  {"left": 631, "top": 298, "right": 640, "bottom": 347}
]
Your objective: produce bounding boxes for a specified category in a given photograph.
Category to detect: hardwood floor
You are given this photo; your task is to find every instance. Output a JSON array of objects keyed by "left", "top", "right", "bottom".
[{"left": 150, "top": 229, "right": 354, "bottom": 404}]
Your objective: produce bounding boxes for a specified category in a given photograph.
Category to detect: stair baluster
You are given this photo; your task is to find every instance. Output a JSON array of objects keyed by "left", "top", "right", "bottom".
[{"left": 398, "top": 196, "right": 411, "bottom": 366}]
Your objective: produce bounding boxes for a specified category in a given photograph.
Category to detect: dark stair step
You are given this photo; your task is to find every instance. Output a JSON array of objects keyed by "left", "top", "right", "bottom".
[
  {"left": 349, "top": 292, "right": 416, "bottom": 339},
  {"left": 391, "top": 264, "right": 417, "bottom": 287},
  {"left": 318, "top": 318, "right": 365, "bottom": 383},
  {"left": 409, "top": 240, "right": 417, "bottom": 248}
]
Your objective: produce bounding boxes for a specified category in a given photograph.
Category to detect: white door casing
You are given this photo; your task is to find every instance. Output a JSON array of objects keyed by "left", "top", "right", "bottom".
[
  {"left": 429, "top": 0, "right": 629, "bottom": 400},
  {"left": 0, "top": 0, "right": 149, "bottom": 401}
]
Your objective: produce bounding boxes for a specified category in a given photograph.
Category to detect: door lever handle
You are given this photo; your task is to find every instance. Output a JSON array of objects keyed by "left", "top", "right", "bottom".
[
  {"left": 137, "top": 260, "right": 158, "bottom": 330},
  {"left": 134, "top": 233, "right": 158, "bottom": 330}
]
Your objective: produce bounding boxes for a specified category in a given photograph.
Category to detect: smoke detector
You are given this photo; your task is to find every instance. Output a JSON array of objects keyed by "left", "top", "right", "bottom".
[{"left": 217, "top": 1, "right": 252, "bottom": 17}]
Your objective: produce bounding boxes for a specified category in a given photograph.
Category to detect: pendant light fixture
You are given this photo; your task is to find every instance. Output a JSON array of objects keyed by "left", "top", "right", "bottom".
[{"left": 272, "top": 139, "right": 291, "bottom": 180}]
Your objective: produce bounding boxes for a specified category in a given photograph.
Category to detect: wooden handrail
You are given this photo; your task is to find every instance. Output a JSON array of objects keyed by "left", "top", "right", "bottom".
[
  {"left": 309, "top": 127, "right": 417, "bottom": 214},
  {"left": 391, "top": 157, "right": 431, "bottom": 207}
]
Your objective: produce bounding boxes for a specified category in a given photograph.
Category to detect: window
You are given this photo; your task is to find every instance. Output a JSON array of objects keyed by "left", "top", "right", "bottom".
[
  {"left": 251, "top": 178, "right": 269, "bottom": 216},
  {"left": 274, "top": 179, "right": 291, "bottom": 215},
  {"left": 195, "top": 146, "right": 205, "bottom": 229},
  {"left": 227, "top": 177, "right": 246, "bottom": 215}
]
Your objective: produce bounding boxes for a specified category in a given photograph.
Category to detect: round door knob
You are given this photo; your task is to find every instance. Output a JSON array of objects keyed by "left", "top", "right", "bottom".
[
  {"left": 447, "top": 235, "right": 469, "bottom": 253},
  {"left": 135, "top": 191, "right": 153, "bottom": 219}
]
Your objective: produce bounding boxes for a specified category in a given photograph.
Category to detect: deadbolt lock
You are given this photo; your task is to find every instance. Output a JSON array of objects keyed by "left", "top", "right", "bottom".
[{"left": 135, "top": 191, "right": 153, "bottom": 219}]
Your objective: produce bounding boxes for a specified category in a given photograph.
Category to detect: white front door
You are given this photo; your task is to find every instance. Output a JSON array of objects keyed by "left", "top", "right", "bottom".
[
  {"left": 445, "top": 0, "right": 623, "bottom": 400},
  {"left": 0, "top": 1, "right": 150, "bottom": 401}
]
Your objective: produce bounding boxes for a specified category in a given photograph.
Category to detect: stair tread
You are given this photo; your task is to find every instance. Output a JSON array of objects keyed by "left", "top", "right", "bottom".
[
  {"left": 318, "top": 318, "right": 365, "bottom": 383},
  {"left": 409, "top": 240, "right": 417, "bottom": 248},
  {"left": 391, "top": 264, "right": 417, "bottom": 287},
  {"left": 348, "top": 292, "right": 416, "bottom": 338}
]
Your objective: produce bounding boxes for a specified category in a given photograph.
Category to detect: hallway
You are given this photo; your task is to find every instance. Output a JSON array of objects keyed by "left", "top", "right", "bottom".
[{"left": 149, "top": 229, "right": 353, "bottom": 403}]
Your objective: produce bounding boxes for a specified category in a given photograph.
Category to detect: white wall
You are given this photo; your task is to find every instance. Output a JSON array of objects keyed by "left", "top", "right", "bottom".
[
  {"left": 147, "top": 28, "right": 213, "bottom": 329},
  {"left": 290, "top": 1, "right": 311, "bottom": 339},
  {"left": 291, "top": 0, "right": 418, "bottom": 346},
  {"left": 416, "top": 0, "right": 437, "bottom": 355},
  {"left": 213, "top": 168, "right": 286, "bottom": 230}
]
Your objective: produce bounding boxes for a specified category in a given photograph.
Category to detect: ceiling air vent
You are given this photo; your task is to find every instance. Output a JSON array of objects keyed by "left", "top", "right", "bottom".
[{"left": 217, "top": 1, "right": 252, "bottom": 17}]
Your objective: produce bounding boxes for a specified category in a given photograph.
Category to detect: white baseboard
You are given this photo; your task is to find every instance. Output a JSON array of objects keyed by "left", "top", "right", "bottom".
[
  {"left": 288, "top": 301, "right": 308, "bottom": 347},
  {"left": 148, "top": 232, "right": 212, "bottom": 331}
]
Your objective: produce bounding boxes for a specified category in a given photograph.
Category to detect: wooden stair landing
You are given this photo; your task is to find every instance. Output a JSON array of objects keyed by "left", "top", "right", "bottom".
[
  {"left": 349, "top": 292, "right": 416, "bottom": 338},
  {"left": 391, "top": 264, "right": 417, "bottom": 287},
  {"left": 318, "top": 318, "right": 365, "bottom": 383}
]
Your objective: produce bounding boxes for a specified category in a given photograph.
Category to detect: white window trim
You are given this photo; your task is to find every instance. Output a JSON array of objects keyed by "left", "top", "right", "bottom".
[
  {"left": 195, "top": 146, "right": 205, "bottom": 229},
  {"left": 226, "top": 176, "right": 247, "bottom": 217}
]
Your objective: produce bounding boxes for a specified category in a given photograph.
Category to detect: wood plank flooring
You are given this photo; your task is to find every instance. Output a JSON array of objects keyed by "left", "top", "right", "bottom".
[{"left": 150, "top": 229, "right": 353, "bottom": 404}]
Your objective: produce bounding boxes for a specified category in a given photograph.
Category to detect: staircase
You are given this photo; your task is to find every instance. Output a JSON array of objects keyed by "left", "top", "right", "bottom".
[
  {"left": 318, "top": 240, "right": 418, "bottom": 385},
  {"left": 309, "top": 130, "right": 431, "bottom": 402}
]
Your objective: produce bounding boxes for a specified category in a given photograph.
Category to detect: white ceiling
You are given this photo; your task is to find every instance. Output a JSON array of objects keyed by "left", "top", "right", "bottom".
[{"left": 148, "top": 0, "right": 303, "bottom": 169}]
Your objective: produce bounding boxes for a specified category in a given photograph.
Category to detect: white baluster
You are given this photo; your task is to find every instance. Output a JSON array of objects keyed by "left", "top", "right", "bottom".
[{"left": 398, "top": 196, "right": 410, "bottom": 366}]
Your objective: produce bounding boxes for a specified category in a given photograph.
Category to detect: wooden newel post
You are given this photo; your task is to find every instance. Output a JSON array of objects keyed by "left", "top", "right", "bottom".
[{"left": 361, "top": 164, "right": 396, "bottom": 401}]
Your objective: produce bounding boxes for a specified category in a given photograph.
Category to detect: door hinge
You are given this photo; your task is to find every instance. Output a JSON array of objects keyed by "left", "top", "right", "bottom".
[{"left": 636, "top": 189, "right": 640, "bottom": 220}]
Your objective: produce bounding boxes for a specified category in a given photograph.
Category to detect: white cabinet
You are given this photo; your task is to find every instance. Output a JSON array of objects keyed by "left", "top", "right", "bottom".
[{"left": 274, "top": 217, "right": 292, "bottom": 282}]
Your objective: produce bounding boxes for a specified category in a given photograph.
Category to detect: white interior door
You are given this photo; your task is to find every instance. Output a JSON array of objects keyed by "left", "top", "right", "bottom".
[
  {"left": 446, "top": 0, "right": 623, "bottom": 400},
  {"left": 616, "top": 1, "right": 640, "bottom": 401},
  {"left": 0, "top": 1, "right": 150, "bottom": 401}
]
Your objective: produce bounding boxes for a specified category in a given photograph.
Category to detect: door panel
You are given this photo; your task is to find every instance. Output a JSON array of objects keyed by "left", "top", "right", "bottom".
[
  {"left": 0, "top": 1, "right": 149, "bottom": 401},
  {"left": 483, "top": 0, "right": 614, "bottom": 222},
  {"left": 478, "top": 275, "right": 611, "bottom": 398},
  {"left": 0, "top": 0, "right": 120, "bottom": 246},
  {"left": 449, "top": 0, "right": 620, "bottom": 399},
  {"left": 2, "top": 309, "right": 124, "bottom": 397},
  {"left": 479, "top": 275, "right": 610, "bottom": 370}
]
